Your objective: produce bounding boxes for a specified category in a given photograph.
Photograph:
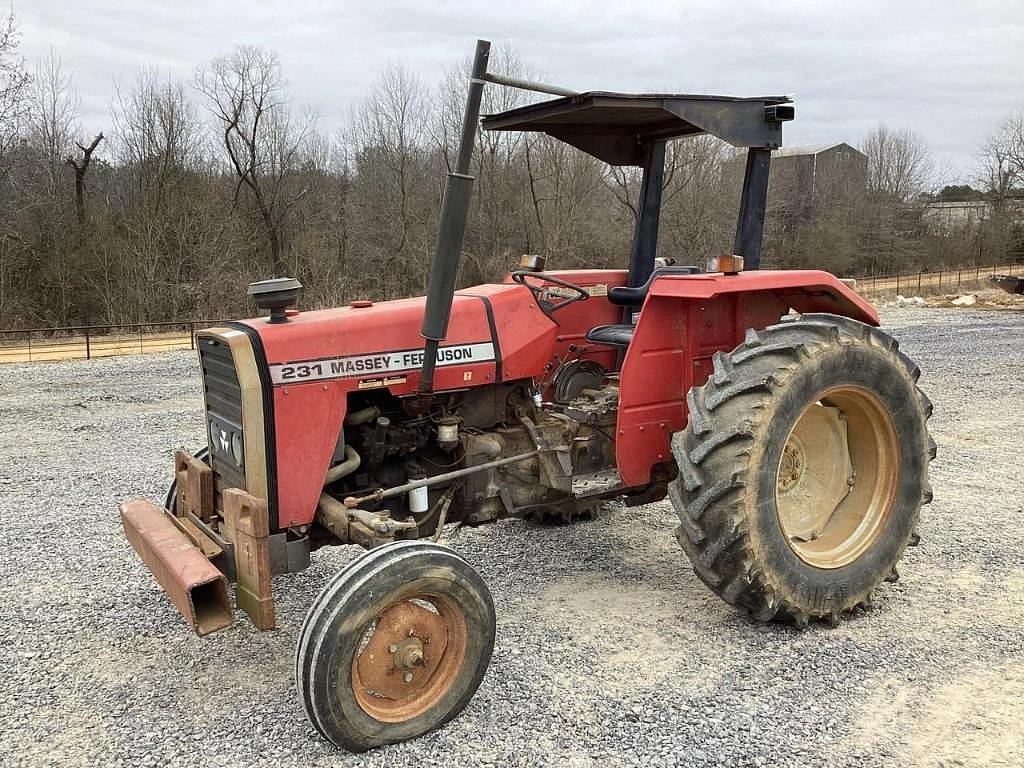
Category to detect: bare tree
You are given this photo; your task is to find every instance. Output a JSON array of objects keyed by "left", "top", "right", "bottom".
[
  {"left": 862, "top": 124, "right": 934, "bottom": 202},
  {"left": 979, "top": 109, "right": 1024, "bottom": 203},
  {"left": 0, "top": 9, "right": 30, "bottom": 160},
  {"left": 975, "top": 108, "right": 1024, "bottom": 266},
  {"left": 659, "top": 136, "right": 735, "bottom": 263},
  {"left": 65, "top": 132, "right": 103, "bottom": 231},
  {"left": 28, "top": 50, "right": 80, "bottom": 195},
  {"left": 195, "top": 46, "right": 313, "bottom": 276},
  {"left": 0, "top": 9, "right": 31, "bottom": 322},
  {"left": 112, "top": 67, "right": 204, "bottom": 210},
  {"left": 18, "top": 51, "right": 87, "bottom": 324},
  {"left": 348, "top": 63, "right": 433, "bottom": 297}
]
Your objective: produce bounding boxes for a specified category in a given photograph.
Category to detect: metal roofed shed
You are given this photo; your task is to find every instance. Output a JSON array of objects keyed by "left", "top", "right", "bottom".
[{"left": 481, "top": 92, "right": 794, "bottom": 167}]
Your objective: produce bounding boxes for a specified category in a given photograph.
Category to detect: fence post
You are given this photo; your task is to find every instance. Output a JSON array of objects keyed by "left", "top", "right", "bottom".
[
  {"left": 190, "top": 322, "right": 195, "bottom": 351},
  {"left": 896, "top": 273, "right": 901, "bottom": 294},
  {"left": 957, "top": 269, "right": 961, "bottom": 288},
  {"left": 938, "top": 271, "right": 942, "bottom": 290},
  {"left": 138, "top": 326, "right": 144, "bottom": 354},
  {"left": 85, "top": 328, "right": 91, "bottom": 360},
  {"left": 27, "top": 331, "right": 32, "bottom": 363}
]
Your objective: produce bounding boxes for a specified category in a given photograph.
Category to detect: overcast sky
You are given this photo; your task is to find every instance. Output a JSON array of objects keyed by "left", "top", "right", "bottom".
[{"left": 16, "top": 0, "right": 1024, "bottom": 182}]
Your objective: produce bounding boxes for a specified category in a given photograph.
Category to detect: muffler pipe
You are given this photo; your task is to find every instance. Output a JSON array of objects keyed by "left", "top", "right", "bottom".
[{"left": 418, "top": 39, "right": 491, "bottom": 402}]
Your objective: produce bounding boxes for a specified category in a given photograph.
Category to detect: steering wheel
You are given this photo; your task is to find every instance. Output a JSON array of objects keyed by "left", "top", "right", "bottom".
[{"left": 511, "top": 271, "right": 590, "bottom": 316}]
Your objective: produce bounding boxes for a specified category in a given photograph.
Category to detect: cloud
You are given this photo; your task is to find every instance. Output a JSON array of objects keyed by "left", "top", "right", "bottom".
[{"left": 17, "top": 0, "right": 1024, "bottom": 179}]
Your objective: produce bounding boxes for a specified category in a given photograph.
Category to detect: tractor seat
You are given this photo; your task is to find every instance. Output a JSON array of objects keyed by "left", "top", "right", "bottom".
[
  {"left": 586, "top": 265, "right": 702, "bottom": 348},
  {"left": 607, "top": 265, "right": 702, "bottom": 306},
  {"left": 585, "top": 323, "right": 636, "bottom": 347}
]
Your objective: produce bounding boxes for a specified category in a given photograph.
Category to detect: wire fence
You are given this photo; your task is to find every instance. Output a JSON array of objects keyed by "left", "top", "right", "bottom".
[
  {"left": 854, "top": 263, "right": 1022, "bottom": 295},
  {"left": 0, "top": 320, "right": 229, "bottom": 365}
]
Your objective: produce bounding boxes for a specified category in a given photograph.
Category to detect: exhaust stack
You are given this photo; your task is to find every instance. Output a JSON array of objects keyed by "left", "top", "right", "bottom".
[{"left": 417, "top": 39, "right": 491, "bottom": 401}]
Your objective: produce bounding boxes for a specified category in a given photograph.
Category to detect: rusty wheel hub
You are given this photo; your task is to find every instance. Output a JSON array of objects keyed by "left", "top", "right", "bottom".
[
  {"left": 776, "top": 387, "right": 900, "bottom": 569},
  {"left": 351, "top": 594, "right": 467, "bottom": 723},
  {"left": 390, "top": 636, "right": 425, "bottom": 675},
  {"left": 778, "top": 441, "right": 804, "bottom": 492}
]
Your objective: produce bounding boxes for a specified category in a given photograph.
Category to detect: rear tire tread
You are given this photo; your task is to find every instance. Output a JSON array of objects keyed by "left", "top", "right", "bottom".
[{"left": 669, "top": 314, "right": 934, "bottom": 627}]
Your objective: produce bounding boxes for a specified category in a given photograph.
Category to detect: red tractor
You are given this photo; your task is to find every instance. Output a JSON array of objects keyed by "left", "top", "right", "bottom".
[{"left": 120, "top": 40, "right": 934, "bottom": 751}]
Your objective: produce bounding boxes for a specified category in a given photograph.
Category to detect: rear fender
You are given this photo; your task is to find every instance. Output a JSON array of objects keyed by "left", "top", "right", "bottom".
[
  {"left": 646, "top": 270, "right": 878, "bottom": 326},
  {"left": 615, "top": 270, "right": 878, "bottom": 487}
]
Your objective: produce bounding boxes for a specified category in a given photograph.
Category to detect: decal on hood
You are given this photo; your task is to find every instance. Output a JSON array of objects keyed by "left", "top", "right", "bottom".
[{"left": 269, "top": 342, "right": 495, "bottom": 385}]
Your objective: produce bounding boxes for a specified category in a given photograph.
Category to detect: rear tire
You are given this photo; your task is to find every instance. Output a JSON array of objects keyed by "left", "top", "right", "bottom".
[
  {"left": 296, "top": 542, "right": 494, "bottom": 751},
  {"left": 669, "top": 314, "right": 934, "bottom": 626}
]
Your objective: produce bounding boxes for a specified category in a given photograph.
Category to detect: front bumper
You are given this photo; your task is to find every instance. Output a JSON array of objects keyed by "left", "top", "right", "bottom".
[
  {"left": 120, "top": 451, "right": 311, "bottom": 637},
  {"left": 120, "top": 498, "right": 233, "bottom": 636}
]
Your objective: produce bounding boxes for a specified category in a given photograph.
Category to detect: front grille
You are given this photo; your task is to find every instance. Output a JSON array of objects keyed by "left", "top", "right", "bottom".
[{"left": 199, "top": 337, "right": 246, "bottom": 513}]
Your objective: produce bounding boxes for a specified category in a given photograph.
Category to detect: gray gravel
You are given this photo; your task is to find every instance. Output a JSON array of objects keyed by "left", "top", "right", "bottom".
[{"left": 1, "top": 306, "right": 1022, "bottom": 768}]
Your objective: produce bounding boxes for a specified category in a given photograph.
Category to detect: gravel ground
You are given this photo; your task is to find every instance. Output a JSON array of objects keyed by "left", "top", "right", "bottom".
[{"left": 1, "top": 306, "right": 1022, "bottom": 768}]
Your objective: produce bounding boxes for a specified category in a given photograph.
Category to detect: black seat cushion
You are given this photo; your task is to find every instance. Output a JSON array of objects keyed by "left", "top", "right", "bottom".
[
  {"left": 586, "top": 324, "right": 635, "bottom": 347},
  {"left": 608, "top": 265, "right": 702, "bottom": 306},
  {"left": 588, "top": 266, "right": 703, "bottom": 347}
]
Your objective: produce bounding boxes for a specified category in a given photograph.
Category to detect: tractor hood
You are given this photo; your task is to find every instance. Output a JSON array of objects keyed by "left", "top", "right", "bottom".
[{"left": 236, "top": 282, "right": 559, "bottom": 395}]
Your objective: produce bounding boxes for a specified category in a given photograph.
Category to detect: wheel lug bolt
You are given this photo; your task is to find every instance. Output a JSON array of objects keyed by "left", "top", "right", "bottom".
[{"left": 403, "top": 672, "right": 413, "bottom": 683}]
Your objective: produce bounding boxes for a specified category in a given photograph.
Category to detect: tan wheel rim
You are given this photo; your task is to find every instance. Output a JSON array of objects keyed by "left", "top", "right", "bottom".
[
  {"left": 350, "top": 592, "right": 468, "bottom": 723},
  {"left": 775, "top": 386, "right": 900, "bottom": 569}
]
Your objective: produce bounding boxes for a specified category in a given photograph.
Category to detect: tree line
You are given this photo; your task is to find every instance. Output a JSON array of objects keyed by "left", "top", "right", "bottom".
[{"left": 0, "top": 11, "right": 1022, "bottom": 328}]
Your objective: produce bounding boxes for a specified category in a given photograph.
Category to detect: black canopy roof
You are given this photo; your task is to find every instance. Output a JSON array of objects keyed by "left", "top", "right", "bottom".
[{"left": 481, "top": 92, "right": 793, "bottom": 166}]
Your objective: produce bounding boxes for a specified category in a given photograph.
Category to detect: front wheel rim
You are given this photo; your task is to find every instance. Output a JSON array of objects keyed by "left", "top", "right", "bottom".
[
  {"left": 775, "top": 385, "right": 900, "bottom": 569},
  {"left": 349, "top": 591, "right": 468, "bottom": 723}
]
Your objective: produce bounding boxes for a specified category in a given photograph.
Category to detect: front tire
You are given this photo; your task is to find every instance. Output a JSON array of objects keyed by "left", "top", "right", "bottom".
[
  {"left": 296, "top": 542, "right": 495, "bottom": 751},
  {"left": 669, "top": 314, "right": 934, "bottom": 626}
]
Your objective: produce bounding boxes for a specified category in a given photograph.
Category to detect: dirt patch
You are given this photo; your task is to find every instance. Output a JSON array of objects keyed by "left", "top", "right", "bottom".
[
  {"left": 845, "top": 663, "right": 1024, "bottom": 767},
  {"left": 540, "top": 575, "right": 718, "bottom": 693}
]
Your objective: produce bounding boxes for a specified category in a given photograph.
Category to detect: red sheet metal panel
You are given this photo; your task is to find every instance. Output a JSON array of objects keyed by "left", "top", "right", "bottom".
[
  {"left": 648, "top": 270, "right": 879, "bottom": 326},
  {"left": 615, "top": 274, "right": 825, "bottom": 487}
]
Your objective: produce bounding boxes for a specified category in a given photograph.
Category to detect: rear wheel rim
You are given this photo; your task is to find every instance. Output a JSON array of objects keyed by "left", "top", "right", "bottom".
[
  {"left": 775, "top": 385, "right": 900, "bottom": 569},
  {"left": 349, "top": 591, "right": 468, "bottom": 723}
]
